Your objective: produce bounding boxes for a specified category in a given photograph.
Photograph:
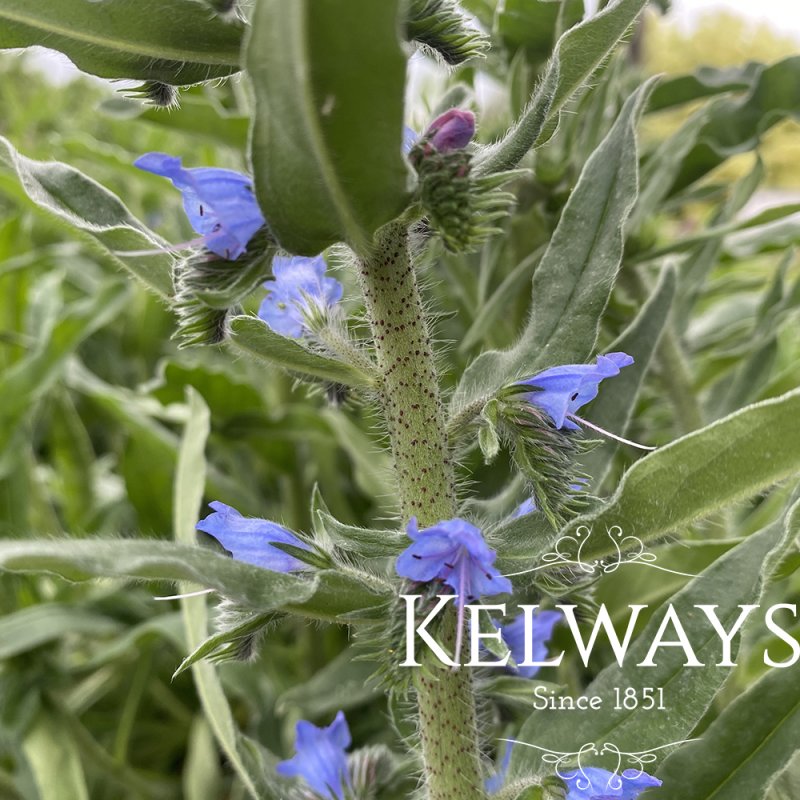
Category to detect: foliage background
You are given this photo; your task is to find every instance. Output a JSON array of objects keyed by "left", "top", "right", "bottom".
[{"left": 0, "top": 2, "right": 799, "bottom": 798}]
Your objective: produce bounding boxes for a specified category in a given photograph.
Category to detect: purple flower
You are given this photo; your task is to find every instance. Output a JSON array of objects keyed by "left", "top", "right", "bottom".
[
  {"left": 496, "top": 610, "right": 562, "bottom": 679},
  {"left": 425, "top": 108, "right": 475, "bottom": 152},
  {"left": 134, "top": 153, "right": 265, "bottom": 260},
  {"left": 257, "top": 255, "right": 343, "bottom": 338},
  {"left": 196, "top": 501, "right": 310, "bottom": 573},
  {"left": 277, "top": 711, "right": 351, "bottom": 800},
  {"left": 518, "top": 353, "right": 634, "bottom": 431},
  {"left": 396, "top": 518, "right": 512, "bottom": 600},
  {"left": 396, "top": 518, "right": 512, "bottom": 664},
  {"left": 563, "top": 767, "right": 661, "bottom": 800}
]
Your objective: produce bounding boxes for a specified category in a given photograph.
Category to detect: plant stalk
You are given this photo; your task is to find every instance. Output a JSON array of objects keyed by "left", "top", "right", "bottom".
[{"left": 357, "top": 222, "right": 486, "bottom": 800}]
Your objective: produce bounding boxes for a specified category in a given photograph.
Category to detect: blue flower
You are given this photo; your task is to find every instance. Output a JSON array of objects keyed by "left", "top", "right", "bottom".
[
  {"left": 403, "top": 126, "right": 418, "bottom": 154},
  {"left": 134, "top": 152, "right": 265, "bottom": 260},
  {"left": 513, "top": 480, "right": 589, "bottom": 517},
  {"left": 485, "top": 741, "right": 514, "bottom": 794},
  {"left": 518, "top": 353, "right": 634, "bottom": 431},
  {"left": 277, "top": 711, "right": 352, "bottom": 800},
  {"left": 396, "top": 518, "right": 512, "bottom": 664},
  {"left": 196, "top": 501, "right": 310, "bottom": 573},
  {"left": 496, "top": 610, "right": 562, "bottom": 679},
  {"left": 563, "top": 767, "right": 661, "bottom": 800},
  {"left": 513, "top": 497, "right": 538, "bottom": 517},
  {"left": 257, "top": 255, "right": 343, "bottom": 339},
  {"left": 396, "top": 518, "right": 512, "bottom": 600}
]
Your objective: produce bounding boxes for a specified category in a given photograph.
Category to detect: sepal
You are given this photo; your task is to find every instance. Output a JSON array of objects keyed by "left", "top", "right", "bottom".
[
  {"left": 410, "top": 144, "right": 523, "bottom": 252},
  {"left": 405, "top": 0, "right": 489, "bottom": 65}
]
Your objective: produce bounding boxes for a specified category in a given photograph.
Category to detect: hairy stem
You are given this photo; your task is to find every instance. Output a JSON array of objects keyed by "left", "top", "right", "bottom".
[{"left": 357, "top": 222, "right": 485, "bottom": 800}]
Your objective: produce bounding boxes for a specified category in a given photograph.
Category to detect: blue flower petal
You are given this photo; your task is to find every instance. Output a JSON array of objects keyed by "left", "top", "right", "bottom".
[
  {"left": 563, "top": 766, "right": 661, "bottom": 799},
  {"left": 396, "top": 518, "right": 512, "bottom": 600},
  {"left": 518, "top": 353, "right": 634, "bottom": 430},
  {"left": 277, "top": 711, "right": 351, "bottom": 800},
  {"left": 258, "top": 254, "right": 343, "bottom": 339},
  {"left": 134, "top": 152, "right": 265, "bottom": 260},
  {"left": 498, "top": 609, "right": 562, "bottom": 678},
  {"left": 196, "top": 501, "right": 309, "bottom": 573}
]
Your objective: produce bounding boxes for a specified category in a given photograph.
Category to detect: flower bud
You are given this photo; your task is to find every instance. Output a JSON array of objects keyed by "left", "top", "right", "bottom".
[{"left": 425, "top": 108, "right": 475, "bottom": 152}]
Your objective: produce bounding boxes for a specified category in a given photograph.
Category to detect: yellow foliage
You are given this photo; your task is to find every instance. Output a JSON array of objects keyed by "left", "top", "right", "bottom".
[{"left": 642, "top": 9, "right": 800, "bottom": 188}]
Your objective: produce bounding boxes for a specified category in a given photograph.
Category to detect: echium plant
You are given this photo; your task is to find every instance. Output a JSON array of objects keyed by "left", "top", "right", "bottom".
[{"left": 3, "top": 1, "right": 800, "bottom": 800}]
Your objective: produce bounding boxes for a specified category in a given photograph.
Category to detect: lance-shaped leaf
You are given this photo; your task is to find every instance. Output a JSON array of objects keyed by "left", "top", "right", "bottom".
[
  {"left": 451, "top": 82, "right": 652, "bottom": 420},
  {"left": 655, "top": 596, "right": 800, "bottom": 798},
  {"left": 0, "top": 0, "right": 243, "bottom": 84},
  {"left": 0, "top": 136, "right": 172, "bottom": 297},
  {"left": 0, "top": 282, "right": 129, "bottom": 458},
  {"left": 228, "top": 316, "right": 377, "bottom": 389},
  {"left": 561, "top": 387, "right": 800, "bottom": 564},
  {"left": 172, "top": 389, "right": 269, "bottom": 800},
  {"left": 477, "top": 0, "right": 648, "bottom": 176},
  {"left": 510, "top": 498, "right": 798, "bottom": 779},
  {"left": 581, "top": 264, "right": 677, "bottom": 487},
  {"left": 668, "top": 56, "right": 800, "bottom": 196},
  {"left": 247, "top": 0, "right": 410, "bottom": 255}
]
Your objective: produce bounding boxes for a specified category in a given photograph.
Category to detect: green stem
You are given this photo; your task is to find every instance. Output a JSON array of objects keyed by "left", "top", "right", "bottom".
[{"left": 357, "top": 222, "right": 485, "bottom": 800}]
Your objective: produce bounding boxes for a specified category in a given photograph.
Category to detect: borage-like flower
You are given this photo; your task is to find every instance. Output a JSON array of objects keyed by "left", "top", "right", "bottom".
[
  {"left": 517, "top": 353, "right": 654, "bottom": 451},
  {"left": 257, "top": 255, "right": 343, "bottom": 338},
  {"left": 134, "top": 152, "right": 265, "bottom": 260},
  {"left": 277, "top": 711, "right": 352, "bottom": 800},
  {"left": 495, "top": 609, "right": 562, "bottom": 679},
  {"left": 196, "top": 501, "right": 310, "bottom": 573},
  {"left": 563, "top": 766, "right": 661, "bottom": 800},
  {"left": 396, "top": 518, "right": 512, "bottom": 665}
]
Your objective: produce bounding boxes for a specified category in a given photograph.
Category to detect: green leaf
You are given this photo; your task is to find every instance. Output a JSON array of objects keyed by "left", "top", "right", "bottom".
[
  {"left": 276, "top": 648, "right": 381, "bottom": 717},
  {"left": 0, "top": 539, "right": 318, "bottom": 612},
  {"left": 23, "top": 713, "right": 89, "bottom": 800},
  {"left": 172, "top": 612, "right": 273, "bottom": 679},
  {"left": 477, "top": 0, "right": 648, "bottom": 175},
  {"left": 0, "top": 136, "right": 173, "bottom": 297},
  {"left": 581, "top": 264, "right": 677, "bottom": 487},
  {"left": 0, "top": 0, "right": 243, "bottom": 83},
  {"left": 228, "top": 316, "right": 376, "bottom": 389},
  {"left": 669, "top": 56, "right": 800, "bottom": 195},
  {"left": 173, "top": 388, "right": 268, "bottom": 800},
  {"left": 510, "top": 503, "right": 797, "bottom": 779},
  {"left": 246, "top": 0, "right": 410, "bottom": 255},
  {"left": 562, "top": 388, "right": 800, "bottom": 564},
  {"left": 0, "top": 604, "right": 120, "bottom": 660},
  {"left": 0, "top": 281, "right": 129, "bottom": 457},
  {"left": 647, "top": 62, "right": 763, "bottom": 112},
  {"left": 654, "top": 506, "right": 800, "bottom": 798},
  {"left": 452, "top": 82, "right": 652, "bottom": 418}
]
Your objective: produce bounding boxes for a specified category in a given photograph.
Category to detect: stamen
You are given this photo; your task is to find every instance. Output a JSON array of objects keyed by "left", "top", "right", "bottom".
[
  {"left": 153, "top": 588, "right": 215, "bottom": 601},
  {"left": 452, "top": 557, "right": 468, "bottom": 671},
  {"left": 569, "top": 414, "right": 656, "bottom": 451}
]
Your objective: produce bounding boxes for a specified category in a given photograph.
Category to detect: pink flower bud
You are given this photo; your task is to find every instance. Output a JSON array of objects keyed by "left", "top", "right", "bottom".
[{"left": 425, "top": 109, "right": 475, "bottom": 152}]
